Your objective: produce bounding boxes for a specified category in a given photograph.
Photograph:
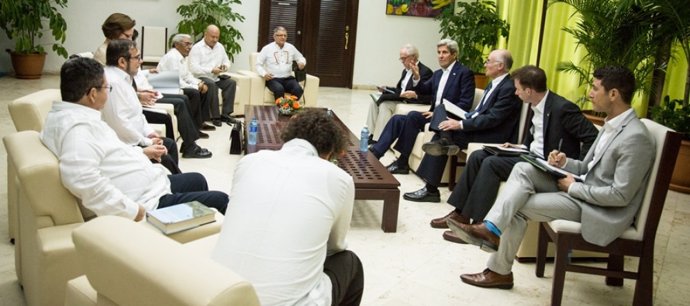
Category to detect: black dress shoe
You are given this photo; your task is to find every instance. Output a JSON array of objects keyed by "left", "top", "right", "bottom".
[
  {"left": 182, "top": 145, "right": 212, "bottom": 159},
  {"left": 403, "top": 187, "right": 440, "bottom": 202},
  {"left": 386, "top": 161, "right": 409, "bottom": 174},
  {"left": 200, "top": 123, "right": 216, "bottom": 131},
  {"left": 198, "top": 131, "right": 210, "bottom": 139},
  {"left": 221, "top": 114, "right": 240, "bottom": 124},
  {"left": 422, "top": 139, "right": 460, "bottom": 156},
  {"left": 367, "top": 134, "right": 377, "bottom": 145},
  {"left": 211, "top": 119, "right": 222, "bottom": 127}
]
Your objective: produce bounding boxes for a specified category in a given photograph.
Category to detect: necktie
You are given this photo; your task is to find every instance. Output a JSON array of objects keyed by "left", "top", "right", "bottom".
[{"left": 474, "top": 82, "right": 493, "bottom": 114}]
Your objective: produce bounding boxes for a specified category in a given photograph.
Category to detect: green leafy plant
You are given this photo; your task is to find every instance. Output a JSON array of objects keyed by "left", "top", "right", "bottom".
[
  {"left": 651, "top": 96, "right": 690, "bottom": 138},
  {"left": 0, "top": 0, "right": 68, "bottom": 57},
  {"left": 176, "top": 0, "right": 245, "bottom": 61},
  {"left": 437, "top": 0, "right": 510, "bottom": 73},
  {"left": 552, "top": 0, "right": 657, "bottom": 111}
]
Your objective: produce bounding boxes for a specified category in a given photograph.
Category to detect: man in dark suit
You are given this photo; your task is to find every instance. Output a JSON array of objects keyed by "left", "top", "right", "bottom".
[
  {"left": 366, "top": 44, "right": 433, "bottom": 142},
  {"left": 369, "top": 39, "right": 475, "bottom": 175},
  {"left": 431, "top": 65, "right": 599, "bottom": 244},
  {"left": 404, "top": 49, "right": 521, "bottom": 202},
  {"left": 450, "top": 66, "right": 654, "bottom": 290}
]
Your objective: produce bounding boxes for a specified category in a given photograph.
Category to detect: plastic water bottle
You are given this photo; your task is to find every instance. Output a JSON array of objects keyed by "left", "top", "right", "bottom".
[
  {"left": 360, "top": 125, "right": 369, "bottom": 152},
  {"left": 248, "top": 117, "right": 258, "bottom": 145}
]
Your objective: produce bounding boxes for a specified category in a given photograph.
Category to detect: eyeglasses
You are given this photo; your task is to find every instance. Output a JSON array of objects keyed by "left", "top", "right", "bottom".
[
  {"left": 127, "top": 54, "right": 142, "bottom": 62},
  {"left": 485, "top": 58, "right": 503, "bottom": 65},
  {"left": 98, "top": 85, "right": 113, "bottom": 92},
  {"left": 399, "top": 56, "right": 409, "bottom": 62}
]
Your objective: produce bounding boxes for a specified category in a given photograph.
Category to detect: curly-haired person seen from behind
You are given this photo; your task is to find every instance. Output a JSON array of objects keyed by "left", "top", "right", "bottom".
[{"left": 213, "top": 109, "right": 364, "bottom": 306}]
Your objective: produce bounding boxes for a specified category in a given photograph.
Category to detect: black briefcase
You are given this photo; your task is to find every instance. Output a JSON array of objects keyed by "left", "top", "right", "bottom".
[{"left": 229, "top": 122, "right": 244, "bottom": 154}]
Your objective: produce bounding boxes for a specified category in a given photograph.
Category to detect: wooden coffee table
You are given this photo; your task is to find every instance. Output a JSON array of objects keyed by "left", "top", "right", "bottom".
[{"left": 245, "top": 105, "right": 401, "bottom": 232}]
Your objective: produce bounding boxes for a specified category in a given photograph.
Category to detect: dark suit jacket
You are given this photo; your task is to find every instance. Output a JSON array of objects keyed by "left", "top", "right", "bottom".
[
  {"left": 457, "top": 75, "right": 521, "bottom": 145},
  {"left": 379, "top": 61, "right": 434, "bottom": 104},
  {"left": 523, "top": 92, "right": 599, "bottom": 159},
  {"left": 414, "top": 61, "right": 475, "bottom": 112}
]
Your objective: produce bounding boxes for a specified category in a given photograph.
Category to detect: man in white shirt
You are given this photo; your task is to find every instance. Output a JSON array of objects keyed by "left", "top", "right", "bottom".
[
  {"left": 41, "top": 57, "right": 228, "bottom": 220},
  {"left": 188, "top": 24, "right": 238, "bottom": 125},
  {"left": 102, "top": 39, "right": 212, "bottom": 159},
  {"left": 256, "top": 26, "right": 306, "bottom": 100},
  {"left": 212, "top": 109, "right": 364, "bottom": 306},
  {"left": 158, "top": 33, "right": 218, "bottom": 133}
]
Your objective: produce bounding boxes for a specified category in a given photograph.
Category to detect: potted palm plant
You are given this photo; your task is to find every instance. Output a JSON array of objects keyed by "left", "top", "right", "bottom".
[
  {"left": 437, "top": 0, "right": 509, "bottom": 88},
  {"left": 176, "top": 0, "right": 245, "bottom": 62},
  {"left": 0, "top": 0, "right": 69, "bottom": 79}
]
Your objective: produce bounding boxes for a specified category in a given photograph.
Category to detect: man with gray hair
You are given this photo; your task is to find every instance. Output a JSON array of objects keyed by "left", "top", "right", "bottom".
[
  {"left": 158, "top": 33, "right": 218, "bottom": 133},
  {"left": 366, "top": 44, "right": 433, "bottom": 143},
  {"left": 256, "top": 26, "right": 307, "bottom": 100}
]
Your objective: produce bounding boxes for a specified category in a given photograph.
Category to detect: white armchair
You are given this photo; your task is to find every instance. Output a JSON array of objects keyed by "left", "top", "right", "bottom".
[
  {"left": 65, "top": 216, "right": 260, "bottom": 306},
  {"left": 239, "top": 52, "right": 319, "bottom": 106}
]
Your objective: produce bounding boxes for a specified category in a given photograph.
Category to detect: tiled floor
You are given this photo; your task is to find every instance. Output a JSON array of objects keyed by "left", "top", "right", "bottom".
[{"left": 1, "top": 75, "right": 689, "bottom": 305}]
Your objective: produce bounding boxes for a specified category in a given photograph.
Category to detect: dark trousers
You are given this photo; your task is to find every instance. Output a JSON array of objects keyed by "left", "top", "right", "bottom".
[
  {"left": 159, "top": 137, "right": 181, "bottom": 174},
  {"left": 371, "top": 111, "right": 429, "bottom": 165},
  {"left": 157, "top": 93, "right": 200, "bottom": 149},
  {"left": 416, "top": 107, "right": 470, "bottom": 187},
  {"left": 266, "top": 76, "right": 303, "bottom": 100},
  {"left": 199, "top": 82, "right": 219, "bottom": 122},
  {"left": 143, "top": 109, "right": 175, "bottom": 140},
  {"left": 158, "top": 172, "right": 229, "bottom": 214},
  {"left": 324, "top": 250, "right": 364, "bottom": 306},
  {"left": 201, "top": 77, "right": 236, "bottom": 117},
  {"left": 181, "top": 88, "right": 203, "bottom": 129},
  {"left": 447, "top": 150, "right": 520, "bottom": 221}
]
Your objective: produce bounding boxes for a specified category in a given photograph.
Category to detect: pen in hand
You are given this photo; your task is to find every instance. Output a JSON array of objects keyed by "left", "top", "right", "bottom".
[{"left": 558, "top": 138, "right": 563, "bottom": 152}]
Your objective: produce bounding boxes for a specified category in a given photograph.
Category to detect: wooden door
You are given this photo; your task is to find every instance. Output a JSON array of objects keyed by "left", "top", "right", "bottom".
[{"left": 258, "top": 0, "right": 358, "bottom": 88}]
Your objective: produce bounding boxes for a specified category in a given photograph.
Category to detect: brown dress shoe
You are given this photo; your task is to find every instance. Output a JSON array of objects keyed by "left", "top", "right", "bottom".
[
  {"left": 442, "top": 230, "right": 467, "bottom": 244},
  {"left": 447, "top": 219, "right": 500, "bottom": 252},
  {"left": 430, "top": 210, "right": 470, "bottom": 228},
  {"left": 460, "top": 269, "right": 513, "bottom": 289}
]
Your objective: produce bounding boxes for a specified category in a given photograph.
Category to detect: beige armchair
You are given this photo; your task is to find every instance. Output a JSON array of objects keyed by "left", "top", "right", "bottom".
[
  {"left": 6, "top": 89, "right": 176, "bottom": 243},
  {"left": 219, "top": 72, "right": 252, "bottom": 116},
  {"left": 390, "top": 88, "right": 484, "bottom": 183},
  {"left": 65, "top": 216, "right": 260, "bottom": 306},
  {"left": 239, "top": 52, "right": 320, "bottom": 106},
  {"left": 3, "top": 130, "right": 222, "bottom": 306}
]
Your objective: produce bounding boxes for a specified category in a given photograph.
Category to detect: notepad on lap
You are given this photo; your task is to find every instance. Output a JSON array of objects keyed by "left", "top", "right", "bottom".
[
  {"left": 521, "top": 155, "right": 584, "bottom": 182},
  {"left": 483, "top": 144, "right": 530, "bottom": 157},
  {"left": 146, "top": 201, "right": 216, "bottom": 234},
  {"left": 442, "top": 99, "right": 468, "bottom": 119}
]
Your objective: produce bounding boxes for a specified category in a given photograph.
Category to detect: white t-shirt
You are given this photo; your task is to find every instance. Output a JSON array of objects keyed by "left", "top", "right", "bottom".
[{"left": 212, "top": 139, "right": 355, "bottom": 306}]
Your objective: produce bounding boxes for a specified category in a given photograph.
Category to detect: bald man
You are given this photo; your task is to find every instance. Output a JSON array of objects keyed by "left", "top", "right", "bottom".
[{"left": 188, "top": 25, "right": 238, "bottom": 125}]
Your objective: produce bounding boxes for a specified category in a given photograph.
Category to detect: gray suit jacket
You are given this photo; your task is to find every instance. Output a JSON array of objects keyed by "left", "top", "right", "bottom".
[{"left": 563, "top": 110, "right": 655, "bottom": 246}]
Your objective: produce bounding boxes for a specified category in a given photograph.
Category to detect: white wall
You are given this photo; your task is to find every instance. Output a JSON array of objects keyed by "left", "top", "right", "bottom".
[
  {"left": 0, "top": 0, "right": 441, "bottom": 87},
  {"left": 353, "top": 1, "right": 441, "bottom": 87}
]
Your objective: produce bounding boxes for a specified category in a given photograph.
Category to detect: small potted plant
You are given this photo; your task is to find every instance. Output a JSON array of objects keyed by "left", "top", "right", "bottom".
[
  {"left": 0, "top": 0, "right": 69, "bottom": 79},
  {"left": 436, "top": 0, "right": 509, "bottom": 88},
  {"left": 275, "top": 95, "right": 302, "bottom": 116},
  {"left": 176, "top": 0, "right": 245, "bottom": 61}
]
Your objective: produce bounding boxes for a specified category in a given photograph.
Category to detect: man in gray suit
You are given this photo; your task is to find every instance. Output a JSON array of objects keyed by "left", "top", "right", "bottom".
[{"left": 448, "top": 66, "right": 655, "bottom": 289}]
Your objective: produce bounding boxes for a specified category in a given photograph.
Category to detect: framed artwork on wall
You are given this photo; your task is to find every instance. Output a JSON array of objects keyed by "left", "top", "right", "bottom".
[{"left": 385, "top": 0, "right": 452, "bottom": 18}]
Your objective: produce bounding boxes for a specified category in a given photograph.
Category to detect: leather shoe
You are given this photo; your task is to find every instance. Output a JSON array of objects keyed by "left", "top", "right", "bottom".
[
  {"left": 201, "top": 123, "right": 216, "bottom": 131},
  {"left": 403, "top": 187, "right": 440, "bottom": 203},
  {"left": 447, "top": 219, "right": 500, "bottom": 252},
  {"left": 211, "top": 119, "right": 222, "bottom": 127},
  {"left": 460, "top": 269, "right": 513, "bottom": 289},
  {"left": 221, "top": 114, "right": 239, "bottom": 124},
  {"left": 198, "top": 131, "right": 209, "bottom": 139},
  {"left": 430, "top": 210, "right": 470, "bottom": 228},
  {"left": 442, "top": 230, "right": 467, "bottom": 244},
  {"left": 422, "top": 139, "right": 460, "bottom": 156},
  {"left": 386, "top": 160, "right": 409, "bottom": 174},
  {"left": 182, "top": 145, "right": 212, "bottom": 159}
]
